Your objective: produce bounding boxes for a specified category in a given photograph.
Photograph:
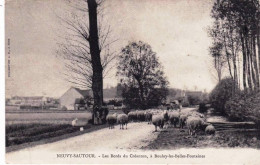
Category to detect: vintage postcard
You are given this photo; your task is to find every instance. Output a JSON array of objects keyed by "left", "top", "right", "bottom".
[{"left": 4, "top": 0, "right": 260, "bottom": 164}]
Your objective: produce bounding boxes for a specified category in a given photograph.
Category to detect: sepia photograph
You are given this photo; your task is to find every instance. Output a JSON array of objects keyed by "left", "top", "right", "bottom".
[{"left": 4, "top": 0, "right": 260, "bottom": 164}]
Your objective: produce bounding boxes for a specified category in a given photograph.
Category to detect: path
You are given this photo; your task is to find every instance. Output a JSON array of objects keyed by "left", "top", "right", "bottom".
[
  {"left": 6, "top": 122, "right": 157, "bottom": 164},
  {"left": 6, "top": 107, "right": 197, "bottom": 164}
]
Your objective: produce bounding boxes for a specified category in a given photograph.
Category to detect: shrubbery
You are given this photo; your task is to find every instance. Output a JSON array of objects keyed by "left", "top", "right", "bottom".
[
  {"left": 225, "top": 91, "right": 260, "bottom": 126},
  {"left": 209, "top": 78, "right": 236, "bottom": 115},
  {"left": 187, "top": 95, "right": 201, "bottom": 106},
  {"left": 209, "top": 78, "right": 260, "bottom": 126}
]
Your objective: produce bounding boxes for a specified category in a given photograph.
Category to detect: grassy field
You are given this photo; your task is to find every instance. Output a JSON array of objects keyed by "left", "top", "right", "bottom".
[{"left": 6, "top": 111, "right": 92, "bottom": 125}]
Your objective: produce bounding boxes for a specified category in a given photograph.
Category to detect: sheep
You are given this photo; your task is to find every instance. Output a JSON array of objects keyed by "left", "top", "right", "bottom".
[
  {"left": 168, "top": 111, "right": 180, "bottom": 128},
  {"left": 117, "top": 114, "right": 128, "bottom": 129},
  {"left": 128, "top": 111, "right": 137, "bottom": 122},
  {"left": 186, "top": 117, "right": 205, "bottom": 136},
  {"left": 152, "top": 110, "right": 169, "bottom": 132},
  {"left": 179, "top": 114, "right": 187, "bottom": 129},
  {"left": 190, "top": 112, "right": 205, "bottom": 119},
  {"left": 137, "top": 110, "right": 145, "bottom": 122},
  {"left": 71, "top": 118, "right": 88, "bottom": 127},
  {"left": 72, "top": 118, "right": 78, "bottom": 127},
  {"left": 145, "top": 111, "right": 153, "bottom": 124},
  {"left": 205, "top": 125, "right": 216, "bottom": 135},
  {"left": 106, "top": 113, "right": 117, "bottom": 129}
]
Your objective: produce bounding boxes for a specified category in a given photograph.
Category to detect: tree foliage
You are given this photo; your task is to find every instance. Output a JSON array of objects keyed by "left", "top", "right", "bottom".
[
  {"left": 117, "top": 41, "right": 169, "bottom": 109},
  {"left": 209, "top": 78, "right": 238, "bottom": 114},
  {"left": 209, "top": 0, "right": 260, "bottom": 92},
  {"left": 225, "top": 90, "right": 260, "bottom": 126}
]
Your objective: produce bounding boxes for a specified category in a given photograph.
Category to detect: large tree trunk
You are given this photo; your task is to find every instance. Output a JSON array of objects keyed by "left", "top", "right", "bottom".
[
  {"left": 137, "top": 79, "right": 146, "bottom": 109},
  {"left": 245, "top": 38, "right": 253, "bottom": 90},
  {"left": 240, "top": 32, "right": 247, "bottom": 90},
  {"left": 249, "top": 37, "right": 256, "bottom": 89},
  {"left": 87, "top": 0, "right": 104, "bottom": 125},
  {"left": 257, "top": 25, "right": 260, "bottom": 88},
  {"left": 224, "top": 34, "right": 233, "bottom": 80},
  {"left": 230, "top": 34, "right": 238, "bottom": 92},
  {"left": 252, "top": 35, "right": 259, "bottom": 88}
]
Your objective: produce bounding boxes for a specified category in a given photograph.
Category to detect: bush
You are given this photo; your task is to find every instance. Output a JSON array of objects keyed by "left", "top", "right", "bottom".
[
  {"left": 209, "top": 78, "right": 236, "bottom": 115},
  {"left": 225, "top": 91, "right": 260, "bottom": 126},
  {"left": 187, "top": 95, "right": 201, "bottom": 106}
]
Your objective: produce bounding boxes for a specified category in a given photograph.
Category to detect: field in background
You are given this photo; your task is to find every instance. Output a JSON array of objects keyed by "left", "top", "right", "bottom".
[{"left": 6, "top": 111, "right": 92, "bottom": 125}]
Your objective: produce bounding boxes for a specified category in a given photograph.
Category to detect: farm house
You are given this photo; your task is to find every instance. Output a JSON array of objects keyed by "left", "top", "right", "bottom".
[{"left": 59, "top": 87, "right": 93, "bottom": 110}]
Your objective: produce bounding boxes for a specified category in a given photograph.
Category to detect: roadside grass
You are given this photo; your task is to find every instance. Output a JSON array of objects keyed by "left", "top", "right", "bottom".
[{"left": 143, "top": 125, "right": 260, "bottom": 150}]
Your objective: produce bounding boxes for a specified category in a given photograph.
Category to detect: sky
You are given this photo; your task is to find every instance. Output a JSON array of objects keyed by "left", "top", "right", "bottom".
[{"left": 5, "top": 0, "right": 216, "bottom": 98}]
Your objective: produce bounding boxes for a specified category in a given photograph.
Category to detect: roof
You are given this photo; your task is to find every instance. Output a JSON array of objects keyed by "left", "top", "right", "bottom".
[{"left": 74, "top": 87, "right": 91, "bottom": 97}]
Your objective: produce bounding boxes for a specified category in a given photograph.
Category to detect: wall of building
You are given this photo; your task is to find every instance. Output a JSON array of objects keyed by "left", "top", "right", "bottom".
[{"left": 59, "top": 88, "right": 84, "bottom": 110}]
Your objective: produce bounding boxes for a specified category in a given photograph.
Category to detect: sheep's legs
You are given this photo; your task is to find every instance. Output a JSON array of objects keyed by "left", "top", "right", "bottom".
[{"left": 126, "top": 124, "right": 127, "bottom": 129}]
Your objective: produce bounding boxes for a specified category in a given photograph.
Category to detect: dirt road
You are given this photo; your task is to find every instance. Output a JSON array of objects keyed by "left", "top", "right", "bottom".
[
  {"left": 6, "top": 107, "right": 197, "bottom": 164},
  {"left": 5, "top": 122, "right": 158, "bottom": 163}
]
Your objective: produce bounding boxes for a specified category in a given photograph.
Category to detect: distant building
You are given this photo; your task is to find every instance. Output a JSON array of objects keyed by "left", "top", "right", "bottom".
[
  {"left": 7, "top": 96, "right": 48, "bottom": 109},
  {"left": 59, "top": 87, "right": 93, "bottom": 110},
  {"left": 184, "top": 91, "right": 203, "bottom": 99},
  {"left": 59, "top": 86, "right": 124, "bottom": 110}
]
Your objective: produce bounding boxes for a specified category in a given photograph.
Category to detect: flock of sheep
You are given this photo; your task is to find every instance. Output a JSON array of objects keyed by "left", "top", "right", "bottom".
[{"left": 106, "top": 109, "right": 216, "bottom": 136}]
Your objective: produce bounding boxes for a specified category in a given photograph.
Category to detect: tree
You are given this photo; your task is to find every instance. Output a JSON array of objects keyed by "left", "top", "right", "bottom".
[
  {"left": 117, "top": 41, "right": 169, "bottom": 109},
  {"left": 57, "top": 0, "right": 117, "bottom": 124},
  {"left": 208, "top": 37, "right": 226, "bottom": 82},
  {"left": 209, "top": 0, "right": 260, "bottom": 92}
]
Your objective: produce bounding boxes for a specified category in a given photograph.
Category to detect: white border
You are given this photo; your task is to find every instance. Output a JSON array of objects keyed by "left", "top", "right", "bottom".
[{"left": 0, "top": 0, "right": 5, "bottom": 164}]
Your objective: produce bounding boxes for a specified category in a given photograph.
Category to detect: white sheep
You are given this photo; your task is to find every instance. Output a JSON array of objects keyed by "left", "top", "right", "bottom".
[
  {"left": 168, "top": 111, "right": 180, "bottom": 128},
  {"left": 71, "top": 118, "right": 88, "bottom": 127},
  {"left": 152, "top": 111, "right": 168, "bottom": 132},
  {"left": 145, "top": 111, "right": 153, "bottom": 124},
  {"left": 179, "top": 114, "right": 187, "bottom": 129},
  {"left": 106, "top": 113, "right": 117, "bottom": 129},
  {"left": 117, "top": 114, "right": 128, "bottom": 129},
  {"left": 205, "top": 125, "right": 216, "bottom": 135},
  {"left": 128, "top": 111, "right": 137, "bottom": 122},
  {"left": 72, "top": 118, "right": 78, "bottom": 126},
  {"left": 137, "top": 110, "right": 145, "bottom": 121},
  {"left": 186, "top": 117, "right": 205, "bottom": 136}
]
